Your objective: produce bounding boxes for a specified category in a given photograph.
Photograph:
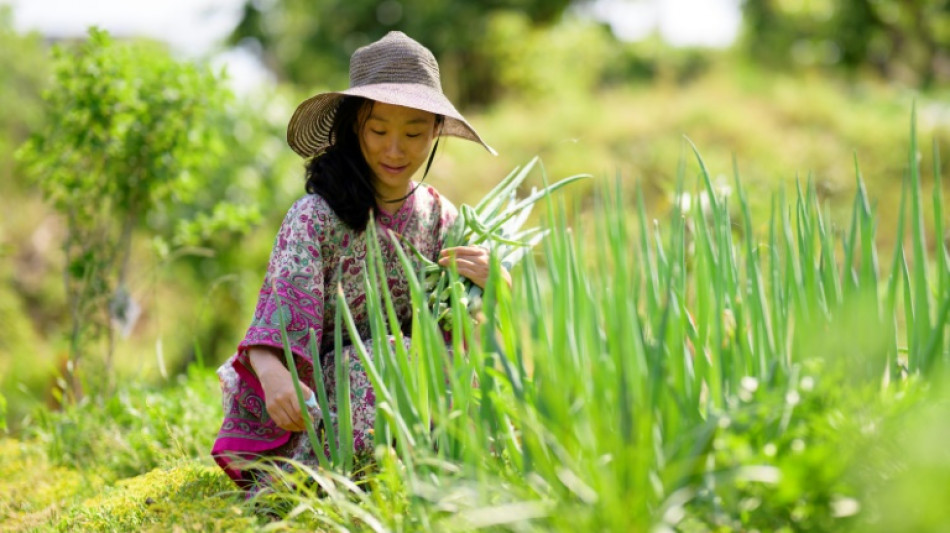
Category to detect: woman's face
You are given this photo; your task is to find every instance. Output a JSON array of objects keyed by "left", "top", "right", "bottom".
[{"left": 358, "top": 101, "right": 439, "bottom": 201}]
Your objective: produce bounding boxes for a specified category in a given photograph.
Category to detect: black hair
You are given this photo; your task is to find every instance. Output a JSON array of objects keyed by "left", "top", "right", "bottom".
[{"left": 304, "top": 96, "right": 443, "bottom": 232}]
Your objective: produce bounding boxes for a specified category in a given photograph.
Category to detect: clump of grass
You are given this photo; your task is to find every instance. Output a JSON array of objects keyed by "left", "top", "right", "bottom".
[{"left": 26, "top": 365, "right": 221, "bottom": 481}]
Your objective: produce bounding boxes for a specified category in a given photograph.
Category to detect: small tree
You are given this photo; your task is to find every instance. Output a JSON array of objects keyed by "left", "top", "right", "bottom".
[{"left": 18, "top": 28, "right": 248, "bottom": 399}]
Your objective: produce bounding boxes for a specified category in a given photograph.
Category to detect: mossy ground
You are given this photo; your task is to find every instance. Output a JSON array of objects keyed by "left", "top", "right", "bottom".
[{"left": 0, "top": 439, "right": 269, "bottom": 533}]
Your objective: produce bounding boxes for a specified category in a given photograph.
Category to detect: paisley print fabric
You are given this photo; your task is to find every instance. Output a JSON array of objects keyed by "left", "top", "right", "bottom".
[{"left": 211, "top": 184, "right": 456, "bottom": 491}]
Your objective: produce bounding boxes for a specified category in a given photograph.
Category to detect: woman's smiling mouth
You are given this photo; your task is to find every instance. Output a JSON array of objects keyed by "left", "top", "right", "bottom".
[{"left": 381, "top": 163, "right": 408, "bottom": 174}]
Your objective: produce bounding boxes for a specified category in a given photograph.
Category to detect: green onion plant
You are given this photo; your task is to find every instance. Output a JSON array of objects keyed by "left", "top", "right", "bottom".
[{"left": 267, "top": 108, "right": 950, "bottom": 532}]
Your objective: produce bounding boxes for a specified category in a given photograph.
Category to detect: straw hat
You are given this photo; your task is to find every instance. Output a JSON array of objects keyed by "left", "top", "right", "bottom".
[{"left": 287, "top": 31, "right": 496, "bottom": 158}]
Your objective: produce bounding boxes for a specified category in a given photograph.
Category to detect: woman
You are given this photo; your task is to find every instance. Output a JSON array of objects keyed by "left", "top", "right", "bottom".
[{"left": 211, "top": 31, "right": 496, "bottom": 492}]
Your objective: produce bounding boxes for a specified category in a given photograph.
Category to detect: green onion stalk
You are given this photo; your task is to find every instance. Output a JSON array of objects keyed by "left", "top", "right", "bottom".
[{"left": 397, "top": 157, "right": 589, "bottom": 329}]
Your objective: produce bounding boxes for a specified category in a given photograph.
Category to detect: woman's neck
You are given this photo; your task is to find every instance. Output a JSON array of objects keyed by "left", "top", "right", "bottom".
[
  {"left": 377, "top": 198, "right": 404, "bottom": 216},
  {"left": 375, "top": 182, "right": 414, "bottom": 215}
]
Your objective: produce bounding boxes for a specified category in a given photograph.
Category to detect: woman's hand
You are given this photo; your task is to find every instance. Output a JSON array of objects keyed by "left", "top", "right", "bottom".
[
  {"left": 439, "top": 246, "right": 511, "bottom": 289},
  {"left": 248, "top": 347, "right": 313, "bottom": 432}
]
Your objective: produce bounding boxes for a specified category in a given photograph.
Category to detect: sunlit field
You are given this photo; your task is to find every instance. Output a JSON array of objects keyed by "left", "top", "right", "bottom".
[{"left": 2, "top": 3, "right": 950, "bottom": 530}]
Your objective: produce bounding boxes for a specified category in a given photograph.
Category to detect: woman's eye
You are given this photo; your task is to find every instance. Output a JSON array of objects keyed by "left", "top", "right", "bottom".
[
  {"left": 407, "top": 133, "right": 421, "bottom": 138},
  {"left": 371, "top": 130, "right": 386, "bottom": 136}
]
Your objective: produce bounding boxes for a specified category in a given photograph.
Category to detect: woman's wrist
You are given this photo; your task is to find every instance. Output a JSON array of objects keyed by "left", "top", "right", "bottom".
[{"left": 247, "top": 346, "right": 287, "bottom": 380}]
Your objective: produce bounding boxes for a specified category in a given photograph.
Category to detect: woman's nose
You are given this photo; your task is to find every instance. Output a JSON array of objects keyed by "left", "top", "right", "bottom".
[{"left": 385, "top": 135, "right": 404, "bottom": 156}]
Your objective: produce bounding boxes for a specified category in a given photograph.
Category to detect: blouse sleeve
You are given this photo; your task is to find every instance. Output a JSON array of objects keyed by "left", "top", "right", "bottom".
[{"left": 235, "top": 196, "right": 325, "bottom": 375}]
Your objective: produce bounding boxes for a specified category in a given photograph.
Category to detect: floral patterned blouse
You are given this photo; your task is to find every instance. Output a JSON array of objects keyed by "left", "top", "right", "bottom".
[{"left": 212, "top": 184, "right": 457, "bottom": 490}]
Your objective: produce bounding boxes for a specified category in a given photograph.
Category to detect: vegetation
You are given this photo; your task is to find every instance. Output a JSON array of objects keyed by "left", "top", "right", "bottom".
[
  {"left": 740, "top": 0, "right": 950, "bottom": 87},
  {"left": 17, "top": 29, "right": 249, "bottom": 397},
  {"left": 4, "top": 113, "right": 949, "bottom": 530},
  {"left": 247, "top": 110, "right": 948, "bottom": 531},
  {"left": 3, "top": 24, "right": 296, "bottom": 424},
  {"left": 0, "top": 370, "right": 260, "bottom": 532},
  {"left": 2, "top": 2, "right": 950, "bottom": 531},
  {"left": 227, "top": 0, "right": 577, "bottom": 105}
]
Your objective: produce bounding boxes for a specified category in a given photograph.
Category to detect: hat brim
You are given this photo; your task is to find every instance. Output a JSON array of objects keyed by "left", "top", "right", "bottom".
[{"left": 287, "top": 83, "right": 496, "bottom": 158}]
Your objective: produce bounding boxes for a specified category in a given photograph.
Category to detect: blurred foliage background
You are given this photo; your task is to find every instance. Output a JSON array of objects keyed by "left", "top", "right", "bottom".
[{"left": 0, "top": 0, "right": 948, "bottom": 428}]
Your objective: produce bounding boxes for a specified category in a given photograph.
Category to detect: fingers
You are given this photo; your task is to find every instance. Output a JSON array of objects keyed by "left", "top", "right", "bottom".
[
  {"left": 274, "top": 403, "right": 304, "bottom": 432},
  {"left": 439, "top": 246, "right": 488, "bottom": 261},
  {"left": 270, "top": 398, "right": 303, "bottom": 432},
  {"left": 452, "top": 258, "right": 490, "bottom": 285},
  {"left": 439, "top": 246, "right": 492, "bottom": 289},
  {"left": 266, "top": 385, "right": 314, "bottom": 432}
]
